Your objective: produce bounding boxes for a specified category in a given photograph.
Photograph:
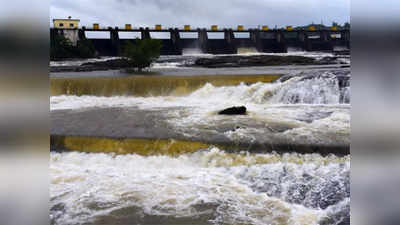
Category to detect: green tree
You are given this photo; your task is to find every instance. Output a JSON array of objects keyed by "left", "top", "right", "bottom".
[
  {"left": 50, "top": 35, "right": 75, "bottom": 60},
  {"left": 123, "top": 38, "right": 162, "bottom": 72},
  {"left": 344, "top": 22, "right": 350, "bottom": 29},
  {"left": 77, "top": 39, "right": 96, "bottom": 58},
  {"left": 50, "top": 35, "right": 96, "bottom": 60}
]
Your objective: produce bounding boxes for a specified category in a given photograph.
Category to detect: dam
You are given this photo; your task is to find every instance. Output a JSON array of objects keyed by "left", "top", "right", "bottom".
[{"left": 50, "top": 25, "right": 350, "bottom": 56}]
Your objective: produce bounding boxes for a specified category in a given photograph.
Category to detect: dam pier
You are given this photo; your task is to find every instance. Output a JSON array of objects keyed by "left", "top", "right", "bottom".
[{"left": 51, "top": 25, "right": 350, "bottom": 56}]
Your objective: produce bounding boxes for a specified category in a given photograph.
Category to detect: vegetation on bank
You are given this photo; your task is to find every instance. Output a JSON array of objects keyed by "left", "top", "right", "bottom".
[
  {"left": 50, "top": 35, "right": 96, "bottom": 60},
  {"left": 294, "top": 22, "right": 350, "bottom": 30},
  {"left": 123, "top": 38, "right": 162, "bottom": 72}
]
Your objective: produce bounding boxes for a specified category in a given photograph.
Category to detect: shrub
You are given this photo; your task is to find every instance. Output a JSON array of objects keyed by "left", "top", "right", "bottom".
[
  {"left": 123, "top": 38, "right": 162, "bottom": 72},
  {"left": 50, "top": 35, "right": 96, "bottom": 60}
]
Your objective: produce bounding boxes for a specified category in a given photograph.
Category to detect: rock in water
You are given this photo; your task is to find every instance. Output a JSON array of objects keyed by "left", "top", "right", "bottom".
[
  {"left": 218, "top": 106, "right": 247, "bottom": 115},
  {"left": 194, "top": 55, "right": 317, "bottom": 68}
]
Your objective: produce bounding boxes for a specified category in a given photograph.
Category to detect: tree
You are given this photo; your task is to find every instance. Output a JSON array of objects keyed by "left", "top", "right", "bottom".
[
  {"left": 77, "top": 39, "right": 96, "bottom": 58},
  {"left": 344, "top": 22, "right": 350, "bottom": 29},
  {"left": 50, "top": 35, "right": 96, "bottom": 60},
  {"left": 50, "top": 35, "right": 75, "bottom": 60},
  {"left": 123, "top": 38, "right": 162, "bottom": 72}
]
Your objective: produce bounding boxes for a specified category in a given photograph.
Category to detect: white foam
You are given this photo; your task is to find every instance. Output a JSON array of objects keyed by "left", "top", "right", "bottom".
[
  {"left": 151, "top": 62, "right": 182, "bottom": 69},
  {"left": 51, "top": 73, "right": 349, "bottom": 110},
  {"left": 51, "top": 148, "right": 348, "bottom": 225},
  {"left": 50, "top": 75, "right": 350, "bottom": 144},
  {"left": 50, "top": 57, "right": 122, "bottom": 67}
]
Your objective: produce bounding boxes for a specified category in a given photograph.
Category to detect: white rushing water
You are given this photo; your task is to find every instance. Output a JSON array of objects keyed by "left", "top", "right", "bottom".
[
  {"left": 50, "top": 148, "right": 349, "bottom": 225},
  {"left": 50, "top": 72, "right": 350, "bottom": 224},
  {"left": 50, "top": 57, "right": 122, "bottom": 67},
  {"left": 51, "top": 72, "right": 350, "bottom": 111},
  {"left": 50, "top": 73, "right": 350, "bottom": 145}
]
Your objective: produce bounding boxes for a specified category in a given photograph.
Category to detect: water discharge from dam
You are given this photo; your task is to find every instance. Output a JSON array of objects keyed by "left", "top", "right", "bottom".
[
  {"left": 50, "top": 56, "right": 350, "bottom": 225},
  {"left": 51, "top": 72, "right": 349, "bottom": 110},
  {"left": 50, "top": 75, "right": 281, "bottom": 97},
  {"left": 50, "top": 149, "right": 349, "bottom": 225},
  {"left": 237, "top": 47, "right": 259, "bottom": 54},
  {"left": 182, "top": 48, "right": 204, "bottom": 55}
]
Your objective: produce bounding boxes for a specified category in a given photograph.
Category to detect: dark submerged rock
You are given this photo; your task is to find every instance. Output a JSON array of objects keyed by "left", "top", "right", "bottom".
[
  {"left": 194, "top": 55, "right": 321, "bottom": 68},
  {"left": 50, "top": 58, "right": 132, "bottom": 72},
  {"left": 218, "top": 106, "right": 247, "bottom": 115}
]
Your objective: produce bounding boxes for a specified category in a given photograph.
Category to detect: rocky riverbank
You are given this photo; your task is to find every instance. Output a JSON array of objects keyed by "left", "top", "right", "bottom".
[
  {"left": 50, "top": 58, "right": 132, "bottom": 72},
  {"left": 192, "top": 55, "right": 346, "bottom": 68},
  {"left": 50, "top": 53, "right": 350, "bottom": 73}
]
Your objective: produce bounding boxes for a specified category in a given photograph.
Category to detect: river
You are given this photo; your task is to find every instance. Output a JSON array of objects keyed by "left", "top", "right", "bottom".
[{"left": 50, "top": 51, "right": 350, "bottom": 225}]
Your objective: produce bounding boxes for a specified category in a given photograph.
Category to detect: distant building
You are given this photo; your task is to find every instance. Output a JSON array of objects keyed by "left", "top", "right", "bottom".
[{"left": 53, "top": 16, "right": 80, "bottom": 29}]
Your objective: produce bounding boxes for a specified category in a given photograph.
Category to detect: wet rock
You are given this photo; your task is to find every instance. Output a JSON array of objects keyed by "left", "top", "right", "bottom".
[
  {"left": 194, "top": 55, "right": 317, "bottom": 68},
  {"left": 81, "top": 58, "right": 131, "bottom": 68},
  {"left": 333, "top": 50, "right": 350, "bottom": 56},
  {"left": 218, "top": 106, "right": 247, "bottom": 115},
  {"left": 50, "top": 58, "right": 132, "bottom": 72},
  {"left": 230, "top": 126, "right": 242, "bottom": 132},
  {"left": 316, "top": 56, "right": 340, "bottom": 65}
]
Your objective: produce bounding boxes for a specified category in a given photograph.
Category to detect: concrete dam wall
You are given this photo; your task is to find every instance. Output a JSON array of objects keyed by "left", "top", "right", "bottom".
[{"left": 51, "top": 27, "right": 350, "bottom": 56}]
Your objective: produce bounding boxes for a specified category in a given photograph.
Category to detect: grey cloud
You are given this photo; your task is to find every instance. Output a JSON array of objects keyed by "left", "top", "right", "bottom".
[{"left": 50, "top": 0, "right": 350, "bottom": 28}]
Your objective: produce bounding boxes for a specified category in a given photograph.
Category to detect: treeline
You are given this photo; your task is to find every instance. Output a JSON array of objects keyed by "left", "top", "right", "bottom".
[
  {"left": 50, "top": 35, "right": 96, "bottom": 60},
  {"left": 294, "top": 22, "right": 350, "bottom": 30}
]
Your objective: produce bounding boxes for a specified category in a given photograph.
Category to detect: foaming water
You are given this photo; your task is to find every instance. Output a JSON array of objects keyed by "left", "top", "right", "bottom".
[
  {"left": 50, "top": 75, "right": 280, "bottom": 97},
  {"left": 50, "top": 72, "right": 350, "bottom": 147},
  {"left": 50, "top": 148, "right": 349, "bottom": 225},
  {"left": 272, "top": 75, "right": 344, "bottom": 104},
  {"left": 50, "top": 71, "right": 350, "bottom": 224},
  {"left": 182, "top": 48, "right": 208, "bottom": 56},
  {"left": 188, "top": 72, "right": 350, "bottom": 105},
  {"left": 50, "top": 72, "right": 350, "bottom": 111},
  {"left": 151, "top": 62, "right": 182, "bottom": 69},
  {"left": 49, "top": 57, "right": 122, "bottom": 67}
]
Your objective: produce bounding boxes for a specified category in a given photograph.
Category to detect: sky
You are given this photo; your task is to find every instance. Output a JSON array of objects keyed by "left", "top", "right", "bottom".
[{"left": 50, "top": 0, "right": 350, "bottom": 29}]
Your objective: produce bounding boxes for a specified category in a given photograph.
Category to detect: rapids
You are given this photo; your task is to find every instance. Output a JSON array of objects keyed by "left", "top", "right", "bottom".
[
  {"left": 50, "top": 148, "right": 349, "bottom": 225},
  {"left": 50, "top": 71, "right": 350, "bottom": 110},
  {"left": 50, "top": 60, "right": 350, "bottom": 224},
  {"left": 50, "top": 71, "right": 350, "bottom": 154}
]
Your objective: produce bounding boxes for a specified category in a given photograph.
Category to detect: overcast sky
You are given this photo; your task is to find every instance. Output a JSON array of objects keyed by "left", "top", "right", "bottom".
[{"left": 50, "top": 0, "right": 350, "bottom": 29}]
